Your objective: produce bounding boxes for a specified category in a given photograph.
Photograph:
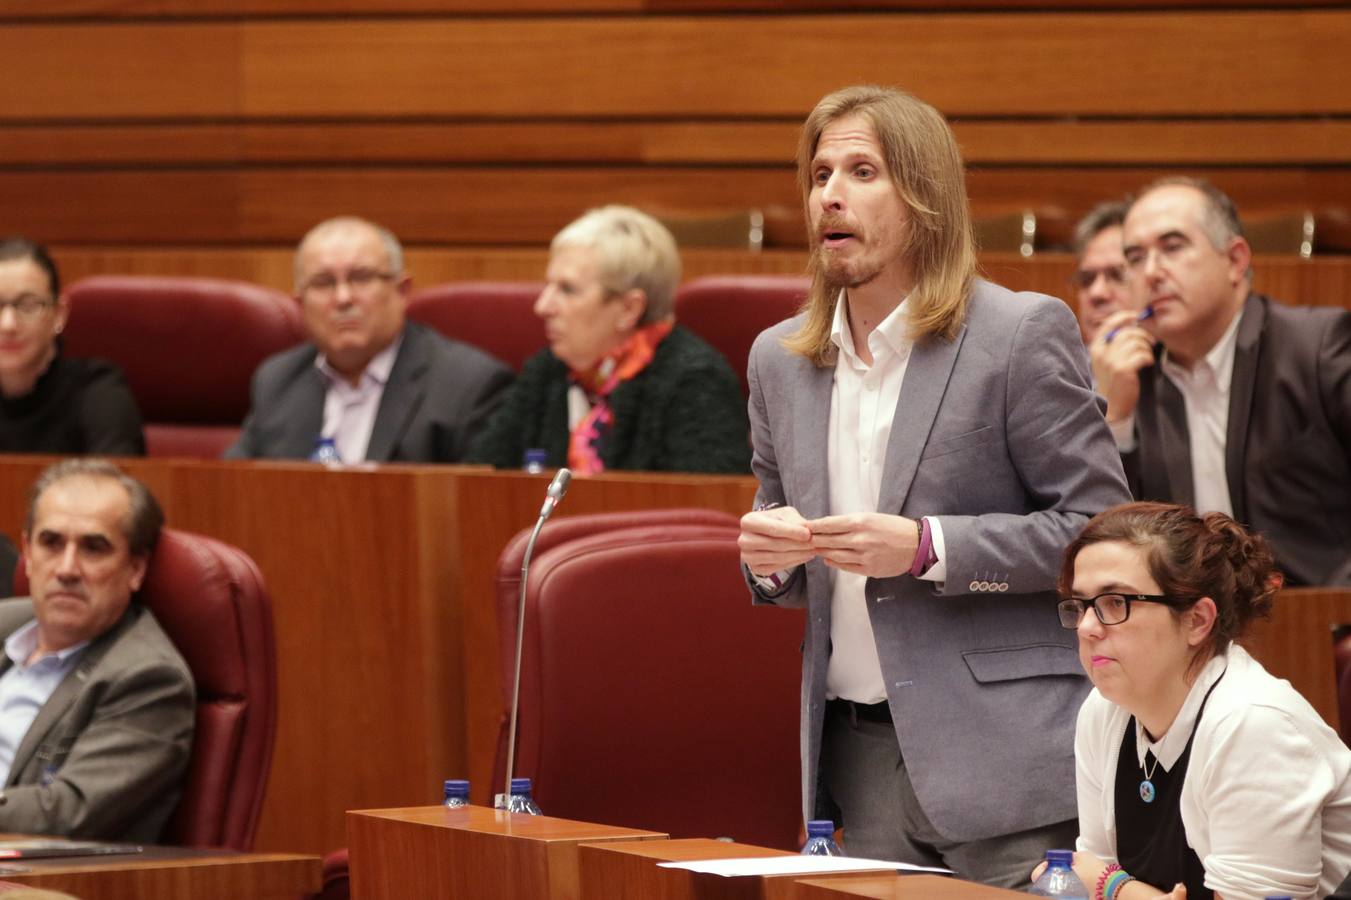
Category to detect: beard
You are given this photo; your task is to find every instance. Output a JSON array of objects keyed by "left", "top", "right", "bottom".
[{"left": 818, "top": 243, "right": 885, "bottom": 291}]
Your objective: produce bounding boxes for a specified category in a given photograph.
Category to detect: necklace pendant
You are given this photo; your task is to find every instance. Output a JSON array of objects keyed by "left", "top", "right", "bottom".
[{"left": 1139, "top": 779, "right": 1156, "bottom": 803}]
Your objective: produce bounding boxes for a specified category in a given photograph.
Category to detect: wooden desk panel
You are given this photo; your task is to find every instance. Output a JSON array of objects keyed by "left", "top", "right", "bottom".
[
  {"left": 347, "top": 805, "right": 665, "bottom": 900},
  {"left": 2, "top": 847, "right": 319, "bottom": 900},
  {"left": 1242, "top": 587, "right": 1351, "bottom": 734}
]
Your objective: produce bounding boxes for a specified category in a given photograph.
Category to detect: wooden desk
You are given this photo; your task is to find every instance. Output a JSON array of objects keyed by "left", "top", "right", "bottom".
[
  {"left": 347, "top": 805, "right": 666, "bottom": 900},
  {"left": 1243, "top": 587, "right": 1351, "bottom": 733},
  {"left": 0, "top": 458, "right": 755, "bottom": 855},
  {"left": 0, "top": 845, "right": 319, "bottom": 900},
  {"left": 577, "top": 837, "right": 897, "bottom": 900},
  {"left": 792, "top": 874, "right": 1025, "bottom": 899}
]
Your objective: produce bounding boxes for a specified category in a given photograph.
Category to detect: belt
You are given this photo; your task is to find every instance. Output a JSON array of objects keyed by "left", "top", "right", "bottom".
[{"left": 828, "top": 698, "right": 893, "bottom": 724}]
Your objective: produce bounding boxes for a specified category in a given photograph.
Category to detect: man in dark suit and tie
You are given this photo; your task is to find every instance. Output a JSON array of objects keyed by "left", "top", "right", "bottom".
[
  {"left": 1092, "top": 177, "right": 1351, "bottom": 586},
  {"left": 226, "top": 216, "right": 513, "bottom": 463},
  {"left": 737, "top": 85, "right": 1131, "bottom": 886}
]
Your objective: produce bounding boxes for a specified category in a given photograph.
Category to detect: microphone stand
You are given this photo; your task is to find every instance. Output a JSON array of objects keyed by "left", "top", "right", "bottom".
[{"left": 503, "top": 468, "right": 571, "bottom": 806}]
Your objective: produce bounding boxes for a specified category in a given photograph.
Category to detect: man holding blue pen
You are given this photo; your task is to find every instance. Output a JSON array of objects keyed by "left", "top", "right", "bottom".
[{"left": 1093, "top": 176, "right": 1351, "bottom": 586}]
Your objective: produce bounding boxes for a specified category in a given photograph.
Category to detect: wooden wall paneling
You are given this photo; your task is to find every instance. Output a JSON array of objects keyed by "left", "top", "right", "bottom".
[
  {"left": 230, "top": 12, "right": 1351, "bottom": 119},
  {"left": 0, "top": 22, "right": 242, "bottom": 119},
  {"left": 12, "top": 166, "right": 1351, "bottom": 248},
  {"left": 10, "top": 120, "right": 1351, "bottom": 168},
  {"left": 0, "top": 0, "right": 1343, "bottom": 18},
  {"left": 1242, "top": 588, "right": 1351, "bottom": 735}
]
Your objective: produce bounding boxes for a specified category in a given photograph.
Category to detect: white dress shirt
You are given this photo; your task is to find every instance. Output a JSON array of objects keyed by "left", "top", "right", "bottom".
[
  {"left": 824, "top": 292, "right": 945, "bottom": 703},
  {"left": 1110, "top": 310, "right": 1243, "bottom": 516},
  {"left": 0, "top": 621, "right": 89, "bottom": 784},
  {"left": 315, "top": 335, "right": 401, "bottom": 464},
  {"left": 1075, "top": 643, "right": 1351, "bottom": 900}
]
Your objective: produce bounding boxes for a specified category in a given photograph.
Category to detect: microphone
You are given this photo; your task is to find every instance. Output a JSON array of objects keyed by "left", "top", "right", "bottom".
[{"left": 503, "top": 467, "right": 572, "bottom": 807}]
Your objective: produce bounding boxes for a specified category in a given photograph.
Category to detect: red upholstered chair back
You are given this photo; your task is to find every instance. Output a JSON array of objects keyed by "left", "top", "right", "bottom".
[
  {"left": 62, "top": 276, "right": 305, "bottom": 458},
  {"left": 1335, "top": 629, "right": 1351, "bottom": 745},
  {"left": 674, "top": 276, "right": 809, "bottom": 398},
  {"left": 408, "top": 282, "right": 546, "bottom": 372},
  {"left": 492, "top": 510, "right": 804, "bottom": 850},
  {"left": 14, "top": 528, "right": 277, "bottom": 849}
]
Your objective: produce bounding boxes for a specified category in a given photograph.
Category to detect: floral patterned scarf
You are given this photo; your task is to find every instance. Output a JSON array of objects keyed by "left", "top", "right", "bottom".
[{"left": 567, "top": 320, "right": 674, "bottom": 475}]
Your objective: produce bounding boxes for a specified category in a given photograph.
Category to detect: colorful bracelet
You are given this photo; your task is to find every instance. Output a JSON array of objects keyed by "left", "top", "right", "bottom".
[
  {"left": 1103, "top": 869, "right": 1134, "bottom": 900},
  {"left": 1095, "top": 864, "right": 1122, "bottom": 900}
]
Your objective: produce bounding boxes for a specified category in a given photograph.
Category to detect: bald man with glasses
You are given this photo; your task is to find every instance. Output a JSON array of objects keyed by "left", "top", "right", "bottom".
[{"left": 226, "top": 216, "right": 513, "bottom": 463}]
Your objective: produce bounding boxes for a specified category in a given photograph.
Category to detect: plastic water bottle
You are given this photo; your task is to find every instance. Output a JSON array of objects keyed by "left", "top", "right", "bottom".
[
  {"left": 800, "top": 819, "right": 843, "bottom": 856},
  {"left": 311, "top": 436, "right": 342, "bottom": 466},
  {"left": 523, "top": 449, "right": 547, "bottom": 474},
  {"left": 504, "top": 777, "right": 542, "bottom": 815},
  {"left": 442, "top": 779, "right": 470, "bottom": 808},
  {"left": 1030, "top": 850, "right": 1088, "bottom": 899}
]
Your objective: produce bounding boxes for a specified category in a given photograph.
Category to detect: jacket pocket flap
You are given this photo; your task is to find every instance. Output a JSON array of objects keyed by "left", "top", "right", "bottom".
[{"left": 962, "top": 644, "right": 1081, "bottom": 683}]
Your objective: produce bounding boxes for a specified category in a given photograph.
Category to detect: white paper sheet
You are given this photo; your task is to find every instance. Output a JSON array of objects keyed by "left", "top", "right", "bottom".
[{"left": 656, "top": 855, "right": 953, "bottom": 877}]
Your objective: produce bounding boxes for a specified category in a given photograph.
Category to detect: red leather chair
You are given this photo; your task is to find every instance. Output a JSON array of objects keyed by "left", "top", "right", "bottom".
[
  {"left": 408, "top": 282, "right": 546, "bottom": 372},
  {"left": 1335, "top": 627, "right": 1351, "bottom": 745},
  {"left": 674, "top": 276, "right": 808, "bottom": 398},
  {"left": 15, "top": 529, "right": 277, "bottom": 850},
  {"left": 492, "top": 509, "right": 804, "bottom": 850},
  {"left": 62, "top": 276, "right": 305, "bottom": 458}
]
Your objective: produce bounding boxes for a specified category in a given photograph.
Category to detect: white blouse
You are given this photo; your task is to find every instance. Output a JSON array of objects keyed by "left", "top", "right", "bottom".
[{"left": 1075, "top": 643, "right": 1351, "bottom": 900}]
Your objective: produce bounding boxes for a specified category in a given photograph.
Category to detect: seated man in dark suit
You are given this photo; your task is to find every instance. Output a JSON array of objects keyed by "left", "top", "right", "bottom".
[
  {"left": 1092, "top": 176, "right": 1351, "bottom": 586},
  {"left": 225, "top": 216, "right": 514, "bottom": 463},
  {"left": 0, "top": 459, "right": 194, "bottom": 840}
]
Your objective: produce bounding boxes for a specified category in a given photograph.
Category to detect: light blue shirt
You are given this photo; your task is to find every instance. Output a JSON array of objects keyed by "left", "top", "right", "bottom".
[{"left": 0, "top": 621, "right": 89, "bottom": 785}]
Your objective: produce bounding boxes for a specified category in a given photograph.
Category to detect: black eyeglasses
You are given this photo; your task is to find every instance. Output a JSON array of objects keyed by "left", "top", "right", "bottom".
[{"left": 1057, "top": 593, "right": 1177, "bottom": 629}]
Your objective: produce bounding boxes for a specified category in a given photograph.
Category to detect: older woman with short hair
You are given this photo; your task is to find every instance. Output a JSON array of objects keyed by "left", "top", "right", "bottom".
[
  {"left": 469, "top": 205, "right": 748, "bottom": 474},
  {"left": 1056, "top": 501, "right": 1351, "bottom": 900}
]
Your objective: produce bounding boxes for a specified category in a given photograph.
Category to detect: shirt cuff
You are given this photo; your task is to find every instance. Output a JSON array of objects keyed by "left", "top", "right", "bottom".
[
  {"left": 1109, "top": 413, "right": 1137, "bottom": 452},
  {"left": 753, "top": 568, "right": 794, "bottom": 597},
  {"left": 917, "top": 516, "right": 946, "bottom": 584}
]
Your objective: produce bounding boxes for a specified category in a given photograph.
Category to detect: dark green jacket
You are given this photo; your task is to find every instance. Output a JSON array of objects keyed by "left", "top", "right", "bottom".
[{"left": 468, "top": 325, "right": 750, "bottom": 474}]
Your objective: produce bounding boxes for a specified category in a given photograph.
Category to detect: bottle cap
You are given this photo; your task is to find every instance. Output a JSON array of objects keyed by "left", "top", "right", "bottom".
[
  {"left": 1045, "top": 849, "right": 1074, "bottom": 867},
  {"left": 523, "top": 449, "right": 547, "bottom": 466},
  {"left": 443, "top": 779, "right": 469, "bottom": 797},
  {"left": 510, "top": 777, "right": 533, "bottom": 794},
  {"left": 806, "top": 819, "right": 835, "bottom": 836}
]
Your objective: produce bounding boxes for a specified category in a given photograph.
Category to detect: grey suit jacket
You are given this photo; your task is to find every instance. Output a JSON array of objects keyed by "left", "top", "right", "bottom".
[
  {"left": 0, "top": 600, "right": 195, "bottom": 842},
  {"left": 747, "top": 280, "right": 1131, "bottom": 842},
  {"left": 225, "top": 321, "right": 514, "bottom": 463},
  {"left": 1128, "top": 293, "right": 1351, "bottom": 586}
]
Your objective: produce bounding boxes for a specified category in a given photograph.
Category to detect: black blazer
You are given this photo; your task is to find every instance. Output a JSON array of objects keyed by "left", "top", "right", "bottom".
[
  {"left": 1127, "top": 293, "right": 1351, "bottom": 586},
  {"left": 225, "top": 321, "right": 513, "bottom": 463}
]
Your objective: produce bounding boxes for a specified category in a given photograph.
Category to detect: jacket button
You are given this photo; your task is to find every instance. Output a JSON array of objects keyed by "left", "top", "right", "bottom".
[{"left": 969, "top": 581, "right": 980, "bottom": 591}]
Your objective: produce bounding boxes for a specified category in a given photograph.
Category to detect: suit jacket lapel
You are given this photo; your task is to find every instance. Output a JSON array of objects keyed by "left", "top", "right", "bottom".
[
  {"left": 791, "top": 362, "right": 835, "bottom": 521},
  {"left": 1225, "top": 294, "right": 1265, "bottom": 524},
  {"left": 6, "top": 610, "right": 130, "bottom": 787},
  {"left": 877, "top": 324, "right": 966, "bottom": 515},
  {"left": 366, "top": 326, "right": 428, "bottom": 462}
]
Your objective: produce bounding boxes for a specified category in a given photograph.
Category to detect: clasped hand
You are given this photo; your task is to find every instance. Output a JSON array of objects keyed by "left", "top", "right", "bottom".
[{"left": 738, "top": 507, "right": 919, "bottom": 578}]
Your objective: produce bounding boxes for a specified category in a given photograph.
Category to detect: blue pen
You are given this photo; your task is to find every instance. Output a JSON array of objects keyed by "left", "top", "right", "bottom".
[{"left": 1103, "top": 305, "right": 1155, "bottom": 343}]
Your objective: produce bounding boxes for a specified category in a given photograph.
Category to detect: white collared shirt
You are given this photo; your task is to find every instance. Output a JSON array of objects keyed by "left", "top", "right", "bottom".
[
  {"left": 824, "top": 290, "right": 946, "bottom": 703},
  {"left": 1158, "top": 311, "right": 1243, "bottom": 516},
  {"left": 0, "top": 620, "right": 90, "bottom": 784},
  {"left": 315, "top": 335, "right": 402, "bottom": 464}
]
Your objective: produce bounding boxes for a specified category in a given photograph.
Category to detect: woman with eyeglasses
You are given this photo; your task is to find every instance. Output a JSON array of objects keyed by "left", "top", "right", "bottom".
[
  {"left": 1054, "top": 501, "right": 1351, "bottom": 900},
  {"left": 468, "top": 206, "right": 749, "bottom": 475},
  {"left": 0, "top": 237, "right": 144, "bottom": 455}
]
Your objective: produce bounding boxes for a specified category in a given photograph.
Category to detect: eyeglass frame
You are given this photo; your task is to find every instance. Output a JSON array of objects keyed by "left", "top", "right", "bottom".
[
  {"left": 1068, "top": 265, "right": 1129, "bottom": 291},
  {"left": 1057, "top": 592, "right": 1182, "bottom": 630},
  {"left": 298, "top": 267, "right": 398, "bottom": 299},
  {"left": 0, "top": 294, "right": 57, "bottom": 320}
]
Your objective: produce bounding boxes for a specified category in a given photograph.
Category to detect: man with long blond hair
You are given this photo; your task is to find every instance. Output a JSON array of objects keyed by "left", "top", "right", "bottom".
[{"left": 737, "top": 85, "right": 1130, "bottom": 885}]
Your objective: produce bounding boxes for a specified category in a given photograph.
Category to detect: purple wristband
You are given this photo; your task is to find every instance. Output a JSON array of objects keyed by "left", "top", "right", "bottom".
[{"left": 908, "top": 517, "right": 937, "bottom": 577}]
